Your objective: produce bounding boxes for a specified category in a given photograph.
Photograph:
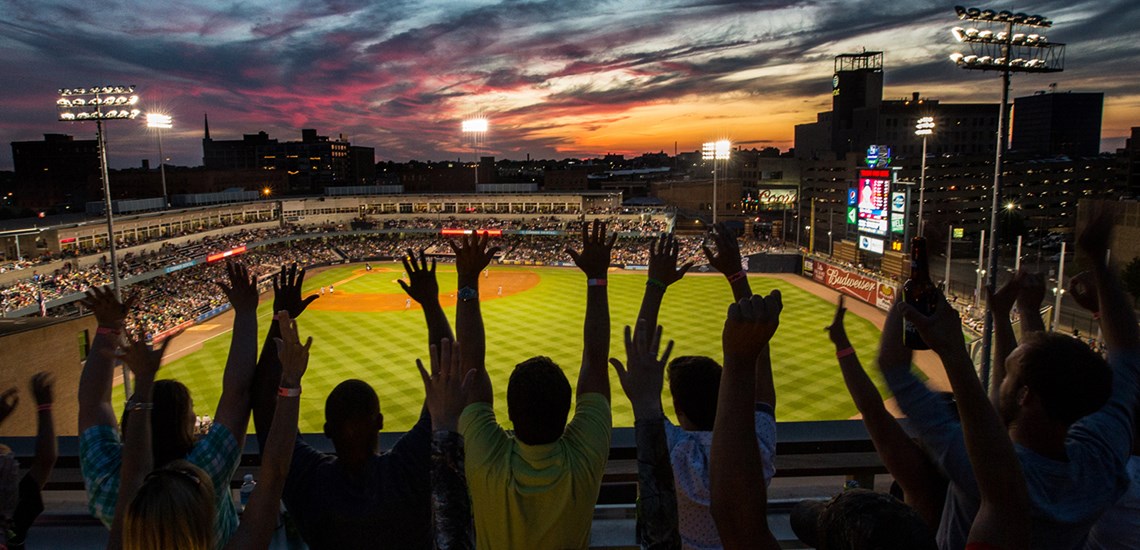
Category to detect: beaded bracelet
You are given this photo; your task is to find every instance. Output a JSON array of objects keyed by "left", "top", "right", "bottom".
[{"left": 726, "top": 270, "right": 747, "bottom": 283}]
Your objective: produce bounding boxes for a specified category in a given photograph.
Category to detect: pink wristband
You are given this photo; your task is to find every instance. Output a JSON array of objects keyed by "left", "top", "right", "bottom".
[
  {"left": 36, "top": 403, "right": 52, "bottom": 412},
  {"left": 96, "top": 326, "right": 120, "bottom": 337},
  {"left": 588, "top": 278, "right": 607, "bottom": 287},
  {"left": 278, "top": 386, "right": 301, "bottom": 398},
  {"left": 727, "top": 270, "right": 747, "bottom": 283},
  {"left": 836, "top": 347, "right": 856, "bottom": 359}
]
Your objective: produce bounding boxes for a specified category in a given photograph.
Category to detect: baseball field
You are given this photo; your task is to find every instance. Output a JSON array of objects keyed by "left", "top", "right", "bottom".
[{"left": 152, "top": 263, "right": 887, "bottom": 433}]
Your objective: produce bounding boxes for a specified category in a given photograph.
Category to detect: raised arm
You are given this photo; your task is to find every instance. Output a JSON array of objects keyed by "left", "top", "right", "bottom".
[
  {"left": 637, "top": 234, "right": 692, "bottom": 329},
  {"left": 226, "top": 311, "right": 310, "bottom": 550},
  {"left": 827, "top": 296, "right": 946, "bottom": 527},
  {"left": 710, "top": 292, "right": 782, "bottom": 550},
  {"left": 77, "top": 286, "right": 133, "bottom": 433},
  {"left": 416, "top": 339, "right": 475, "bottom": 550},
  {"left": 251, "top": 264, "right": 318, "bottom": 452},
  {"left": 702, "top": 222, "right": 752, "bottom": 301},
  {"left": 610, "top": 320, "right": 679, "bottom": 550},
  {"left": 399, "top": 248, "right": 453, "bottom": 346},
  {"left": 1016, "top": 272, "right": 1047, "bottom": 334},
  {"left": 1080, "top": 211, "right": 1140, "bottom": 351},
  {"left": 28, "top": 372, "right": 57, "bottom": 488},
  {"left": 566, "top": 219, "right": 616, "bottom": 399},
  {"left": 452, "top": 232, "right": 500, "bottom": 405},
  {"left": 107, "top": 331, "right": 175, "bottom": 550},
  {"left": 988, "top": 272, "right": 1023, "bottom": 407},
  {"left": 212, "top": 260, "right": 260, "bottom": 442},
  {"left": 902, "top": 297, "right": 1030, "bottom": 550}
]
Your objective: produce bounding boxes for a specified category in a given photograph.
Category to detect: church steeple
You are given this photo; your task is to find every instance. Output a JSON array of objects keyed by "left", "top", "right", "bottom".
[{"left": 203, "top": 113, "right": 211, "bottom": 140}]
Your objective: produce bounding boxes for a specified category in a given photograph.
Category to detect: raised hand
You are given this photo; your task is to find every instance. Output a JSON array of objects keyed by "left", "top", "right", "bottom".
[
  {"left": 566, "top": 219, "right": 616, "bottom": 279},
  {"left": 217, "top": 260, "right": 259, "bottom": 312},
  {"left": 416, "top": 338, "right": 474, "bottom": 432},
  {"left": 31, "top": 372, "right": 54, "bottom": 407},
  {"left": 722, "top": 291, "right": 782, "bottom": 361},
  {"left": 450, "top": 232, "right": 501, "bottom": 281},
  {"left": 399, "top": 248, "right": 440, "bottom": 304},
  {"left": 118, "top": 330, "right": 176, "bottom": 383},
  {"left": 610, "top": 319, "right": 673, "bottom": 420},
  {"left": 79, "top": 285, "right": 135, "bottom": 328},
  {"left": 825, "top": 295, "right": 850, "bottom": 348},
  {"left": 1076, "top": 209, "right": 1112, "bottom": 264},
  {"left": 647, "top": 234, "right": 693, "bottom": 288},
  {"left": 987, "top": 270, "right": 1024, "bottom": 316},
  {"left": 1016, "top": 272, "right": 1046, "bottom": 312},
  {"left": 0, "top": 388, "right": 17, "bottom": 425},
  {"left": 878, "top": 301, "right": 913, "bottom": 370},
  {"left": 900, "top": 295, "right": 968, "bottom": 359},
  {"left": 702, "top": 222, "right": 744, "bottom": 276},
  {"left": 272, "top": 264, "right": 318, "bottom": 318},
  {"left": 273, "top": 311, "right": 312, "bottom": 389},
  {"left": 1067, "top": 271, "right": 1099, "bottom": 314}
]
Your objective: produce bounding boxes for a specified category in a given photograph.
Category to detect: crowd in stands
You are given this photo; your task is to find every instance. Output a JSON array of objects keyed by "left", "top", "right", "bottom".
[{"left": 1, "top": 215, "right": 1138, "bottom": 549}]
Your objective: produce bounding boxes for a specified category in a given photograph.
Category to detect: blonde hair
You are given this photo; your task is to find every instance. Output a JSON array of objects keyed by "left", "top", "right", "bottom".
[{"left": 123, "top": 460, "right": 215, "bottom": 550}]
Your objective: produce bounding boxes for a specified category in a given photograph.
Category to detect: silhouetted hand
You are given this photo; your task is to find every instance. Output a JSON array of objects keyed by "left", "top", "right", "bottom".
[
  {"left": 272, "top": 264, "right": 318, "bottom": 318},
  {"left": 450, "top": 232, "right": 501, "bottom": 281},
  {"left": 417, "top": 338, "right": 474, "bottom": 433},
  {"left": 1016, "top": 271, "right": 1046, "bottom": 313},
  {"left": 878, "top": 302, "right": 913, "bottom": 370},
  {"left": 702, "top": 222, "right": 744, "bottom": 276},
  {"left": 723, "top": 291, "right": 782, "bottom": 361},
  {"left": 31, "top": 372, "right": 54, "bottom": 407},
  {"left": 900, "top": 296, "right": 968, "bottom": 358},
  {"left": 118, "top": 330, "right": 176, "bottom": 383},
  {"left": 566, "top": 219, "right": 616, "bottom": 279},
  {"left": 273, "top": 311, "right": 312, "bottom": 389},
  {"left": 647, "top": 234, "right": 692, "bottom": 288},
  {"left": 398, "top": 248, "right": 440, "bottom": 305},
  {"left": 987, "top": 270, "right": 1024, "bottom": 316},
  {"left": 610, "top": 319, "right": 673, "bottom": 420},
  {"left": 825, "top": 295, "right": 851, "bottom": 348},
  {"left": 1076, "top": 209, "right": 1112, "bottom": 264},
  {"left": 217, "top": 260, "right": 259, "bottom": 312},
  {"left": 79, "top": 285, "right": 135, "bottom": 328},
  {"left": 0, "top": 388, "right": 17, "bottom": 426},
  {"left": 1068, "top": 271, "right": 1099, "bottom": 313}
]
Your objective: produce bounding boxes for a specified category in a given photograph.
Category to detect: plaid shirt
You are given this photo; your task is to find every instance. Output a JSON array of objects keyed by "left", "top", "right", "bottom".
[{"left": 79, "top": 422, "right": 242, "bottom": 548}]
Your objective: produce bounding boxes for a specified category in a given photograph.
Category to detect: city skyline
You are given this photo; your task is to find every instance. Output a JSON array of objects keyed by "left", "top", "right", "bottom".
[{"left": 1, "top": 0, "right": 1138, "bottom": 171}]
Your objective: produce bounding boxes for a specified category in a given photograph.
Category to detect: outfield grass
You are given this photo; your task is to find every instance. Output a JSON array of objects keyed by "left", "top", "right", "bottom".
[{"left": 152, "top": 264, "right": 887, "bottom": 433}]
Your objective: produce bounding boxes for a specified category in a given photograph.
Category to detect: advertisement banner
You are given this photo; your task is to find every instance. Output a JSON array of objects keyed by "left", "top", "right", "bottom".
[
  {"left": 803, "top": 258, "right": 814, "bottom": 278},
  {"left": 876, "top": 282, "right": 897, "bottom": 311},
  {"left": 819, "top": 262, "right": 880, "bottom": 304}
]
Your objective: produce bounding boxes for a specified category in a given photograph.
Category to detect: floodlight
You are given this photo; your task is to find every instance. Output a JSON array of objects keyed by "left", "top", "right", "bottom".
[
  {"left": 915, "top": 116, "right": 936, "bottom": 136},
  {"left": 461, "top": 118, "right": 488, "bottom": 133},
  {"left": 955, "top": 5, "right": 967, "bottom": 18},
  {"left": 996, "top": 10, "right": 1012, "bottom": 21},
  {"left": 147, "top": 113, "right": 173, "bottom": 129},
  {"left": 950, "top": 52, "right": 965, "bottom": 63}
]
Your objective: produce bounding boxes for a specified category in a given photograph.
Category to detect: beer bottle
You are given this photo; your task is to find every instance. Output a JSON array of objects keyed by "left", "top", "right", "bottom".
[{"left": 903, "top": 236, "right": 937, "bottom": 349}]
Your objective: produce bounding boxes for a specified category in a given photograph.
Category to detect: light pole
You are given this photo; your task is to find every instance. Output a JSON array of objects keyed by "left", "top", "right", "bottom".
[
  {"left": 950, "top": 6, "right": 1064, "bottom": 390},
  {"left": 57, "top": 85, "right": 139, "bottom": 399},
  {"left": 702, "top": 140, "right": 731, "bottom": 224},
  {"left": 461, "top": 118, "right": 488, "bottom": 186},
  {"left": 914, "top": 116, "right": 935, "bottom": 237},
  {"left": 147, "top": 113, "right": 172, "bottom": 208}
]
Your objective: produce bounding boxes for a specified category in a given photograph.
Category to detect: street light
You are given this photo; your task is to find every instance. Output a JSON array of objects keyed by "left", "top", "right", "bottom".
[
  {"left": 146, "top": 113, "right": 172, "bottom": 208},
  {"left": 914, "top": 116, "right": 935, "bottom": 237},
  {"left": 702, "top": 140, "right": 731, "bottom": 224},
  {"left": 949, "top": 5, "right": 1064, "bottom": 390},
  {"left": 461, "top": 118, "right": 489, "bottom": 185}
]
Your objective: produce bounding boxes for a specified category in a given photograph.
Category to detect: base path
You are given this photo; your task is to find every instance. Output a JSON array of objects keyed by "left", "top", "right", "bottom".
[{"left": 308, "top": 268, "right": 541, "bottom": 312}]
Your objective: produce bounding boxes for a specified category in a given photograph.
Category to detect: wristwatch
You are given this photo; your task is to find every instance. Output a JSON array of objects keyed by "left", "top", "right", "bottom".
[{"left": 458, "top": 286, "right": 478, "bottom": 302}]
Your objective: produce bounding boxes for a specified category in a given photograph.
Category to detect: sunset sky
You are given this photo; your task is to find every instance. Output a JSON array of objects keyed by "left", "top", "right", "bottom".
[{"left": 1, "top": 0, "right": 1137, "bottom": 170}]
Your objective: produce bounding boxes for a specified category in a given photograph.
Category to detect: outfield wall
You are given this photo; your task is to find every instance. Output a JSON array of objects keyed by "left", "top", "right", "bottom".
[{"left": 802, "top": 255, "right": 897, "bottom": 311}]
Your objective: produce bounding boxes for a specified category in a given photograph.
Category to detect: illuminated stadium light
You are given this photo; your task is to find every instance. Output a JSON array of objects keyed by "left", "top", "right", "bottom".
[
  {"left": 947, "top": 6, "right": 1065, "bottom": 391},
  {"left": 461, "top": 118, "right": 488, "bottom": 133},
  {"left": 914, "top": 116, "right": 935, "bottom": 136},
  {"left": 702, "top": 139, "right": 732, "bottom": 224}
]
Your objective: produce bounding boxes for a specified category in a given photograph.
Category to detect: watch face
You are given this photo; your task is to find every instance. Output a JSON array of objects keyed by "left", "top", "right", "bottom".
[{"left": 459, "top": 287, "right": 477, "bottom": 301}]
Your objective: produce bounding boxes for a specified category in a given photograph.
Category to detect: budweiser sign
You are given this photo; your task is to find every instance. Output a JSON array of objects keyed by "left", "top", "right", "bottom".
[{"left": 803, "top": 258, "right": 883, "bottom": 306}]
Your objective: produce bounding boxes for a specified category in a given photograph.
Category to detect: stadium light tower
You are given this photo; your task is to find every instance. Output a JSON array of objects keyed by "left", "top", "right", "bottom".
[
  {"left": 949, "top": 6, "right": 1064, "bottom": 390},
  {"left": 461, "top": 118, "right": 489, "bottom": 185},
  {"left": 914, "top": 116, "right": 935, "bottom": 237},
  {"left": 146, "top": 113, "right": 173, "bottom": 208},
  {"left": 702, "top": 140, "right": 731, "bottom": 224},
  {"left": 56, "top": 85, "right": 141, "bottom": 298}
]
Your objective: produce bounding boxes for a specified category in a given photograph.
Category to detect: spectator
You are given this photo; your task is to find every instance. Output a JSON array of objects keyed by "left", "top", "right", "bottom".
[
  {"left": 77, "top": 260, "right": 259, "bottom": 547},
  {"left": 882, "top": 210, "right": 1138, "bottom": 549},
  {"left": 248, "top": 263, "right": 435, "bottom": 549},
  {"left": 457, "top": 222, "right": 613, "bottom": 549},
  {"left": 0, "top": 373, "right": 58, "bottom": 550}
]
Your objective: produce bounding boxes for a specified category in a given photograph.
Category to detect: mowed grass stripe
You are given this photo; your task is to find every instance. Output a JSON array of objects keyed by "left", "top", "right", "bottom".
[{"left": 145, "top": 264, "right": 887, "bottom": 432}]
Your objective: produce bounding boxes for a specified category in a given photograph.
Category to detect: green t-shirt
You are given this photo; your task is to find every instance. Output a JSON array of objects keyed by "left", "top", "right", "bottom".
[{"left": 459, "top": 392, "right": 613, "bottom": 550}]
